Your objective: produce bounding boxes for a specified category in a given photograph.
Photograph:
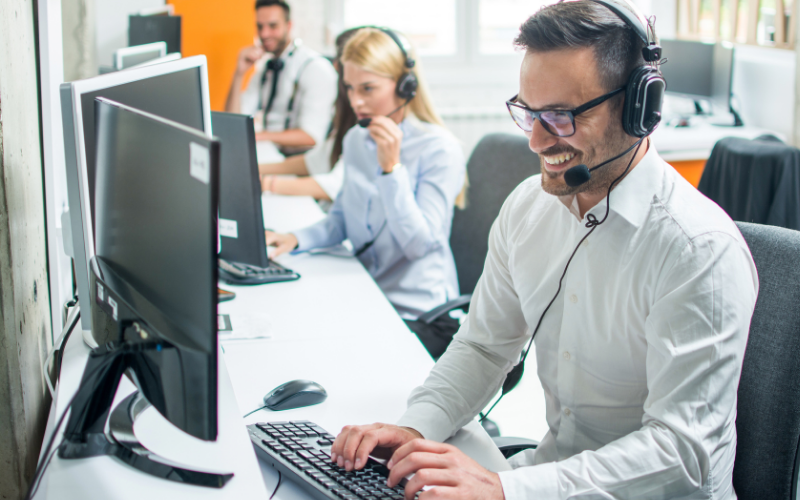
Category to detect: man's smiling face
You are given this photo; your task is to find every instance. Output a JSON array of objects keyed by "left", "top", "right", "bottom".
[{"left": 518, "top": 47, "right": 633, "bottom": 197}]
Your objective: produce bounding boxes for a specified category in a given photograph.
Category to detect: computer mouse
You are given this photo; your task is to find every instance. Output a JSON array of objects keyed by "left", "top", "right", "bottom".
[{"left": 264, "top": 379, "right": 327, "bottom": 411}]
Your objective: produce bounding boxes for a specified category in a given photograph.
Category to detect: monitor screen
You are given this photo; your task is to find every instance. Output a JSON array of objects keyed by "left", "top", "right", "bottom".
[
  {"left": 61, "top": 56, "right": 211, "bottom": 332},
  {"left": 80, "top": 67, "right": 204, "bottom": 225},
  {"left": 659, "top": 39, "right": 734, "bottom": 112},
  {"left": 114, "top": 42, "right": 166, "bottom": 70},
  {"left": 93, "top": 97, "right": 219, "bottom": 439},
  {"left": 212, "top": 111, "right": 270, "bottom": 268}
]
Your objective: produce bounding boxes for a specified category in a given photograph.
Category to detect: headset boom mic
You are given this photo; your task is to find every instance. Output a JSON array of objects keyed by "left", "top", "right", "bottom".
[{"left": 564, "top": 164, "right": 592, "bottom": 187}]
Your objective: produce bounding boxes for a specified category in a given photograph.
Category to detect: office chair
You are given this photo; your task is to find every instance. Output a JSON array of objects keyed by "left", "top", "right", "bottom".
[
  {"left": 732, "top": 221, "right": 800, "bottom": 500},
  {"left": 417, "top": 133, "right": 540, "bottom": 325},
  {"left": 698, "top": 136, "right": 800, "bottom": 232}
]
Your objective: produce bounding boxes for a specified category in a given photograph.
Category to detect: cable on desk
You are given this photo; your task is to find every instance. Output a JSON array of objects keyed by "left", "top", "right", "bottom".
[
  {"left": 243, "top": 405, "right": 267, "bottom": 418},
  {"left": 269, "top": 471, "right": 282, "bottom": 500},
  {"left": 42, "top": 308, "right": 81, "bottom": 399}
]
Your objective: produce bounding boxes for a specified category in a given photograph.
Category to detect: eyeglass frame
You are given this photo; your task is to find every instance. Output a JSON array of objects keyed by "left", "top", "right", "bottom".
[{"left": 505, "top": 86, "right": 626, "bottom": 137}]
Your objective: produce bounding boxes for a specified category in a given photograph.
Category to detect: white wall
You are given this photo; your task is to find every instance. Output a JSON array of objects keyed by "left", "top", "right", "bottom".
[
  {"left": 732, "top": 45, "right": 796, "bottom": 140},
  {"left": 95, "top": 0, "right": 166, "bottom": 68}
]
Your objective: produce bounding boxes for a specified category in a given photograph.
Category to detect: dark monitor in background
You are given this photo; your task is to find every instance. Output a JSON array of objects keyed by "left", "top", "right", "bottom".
[
  {"left": 58, "top": 97, "right": 230, "bottom": 487},
  {"left": 211, "top": 111, "right": 300, "bottom": 285},
  {"left": 659, "top": 39, "right": 735, "bottom": 117},
  {"left": 60, "top": 56, "right": 212, "bottom": 332},
  {"left": 129, "top": 14, "right": 182, "bottom": 55}
]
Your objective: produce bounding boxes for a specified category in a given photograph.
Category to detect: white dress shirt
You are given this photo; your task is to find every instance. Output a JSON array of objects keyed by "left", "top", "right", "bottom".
[
  {"left": 293, "top": 117, "right": 466, "bottom": 320},
  {"left": 240, "top": 41, "right": 338, "bottom": 159},
  {"left": 397, "top": 144, "right": 759, "bottom": 499}
]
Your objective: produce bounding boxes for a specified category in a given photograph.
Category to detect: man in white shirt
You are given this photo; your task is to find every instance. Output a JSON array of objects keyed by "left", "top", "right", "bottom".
[
  {"left": 225, "top": 0, "right": 337, "bottom": 161},
  {"left": 330, "top": 1, "right": 759, "bottom": 499}
]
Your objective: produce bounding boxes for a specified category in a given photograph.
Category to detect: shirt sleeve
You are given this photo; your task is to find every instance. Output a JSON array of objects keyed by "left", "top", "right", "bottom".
[
  {"left": 396, "top": 182, "right": 532, "bottom": 442},
  {"left": 375, "top": 137, "right": 466, "bottom": 261},
  {"left": 312, "top": 159, "right": 345, "bottom": 200},
  {"left": 293, "top": 58, "right": 338, "bottom": 145},
  {"left": 497, "top": 231, "right": 758, "bottom": 499},
  {"left": 292, "top": 169, "right": 347, "bottom": 251}
]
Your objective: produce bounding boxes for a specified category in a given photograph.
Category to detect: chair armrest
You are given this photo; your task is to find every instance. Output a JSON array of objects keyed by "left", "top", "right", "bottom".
[
  {"left": 417, "top": 294, "right": 472, "bottom": 325},
  {"left": 492, "top": 436, "right": 539, "bottom": 459}
]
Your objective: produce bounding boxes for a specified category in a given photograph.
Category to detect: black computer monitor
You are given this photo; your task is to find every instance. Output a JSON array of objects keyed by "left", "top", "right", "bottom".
[
  {"left": 212, "top": 111, "right": 300, "bottom": 285},
  {"left": 213, "top": 112, "right": 270, "bottom": 268},
  {"left": 129, "top": 14, "right": 182, "bottom": 55},
  {"left": 61, "top": 56, "right": 211, "bottom": 332},
  {"left": 659, "top": 39, "right": 735, "bottom": 115},
  {"left": 58, "top": 97, "right": 230, "bottom": 487}
]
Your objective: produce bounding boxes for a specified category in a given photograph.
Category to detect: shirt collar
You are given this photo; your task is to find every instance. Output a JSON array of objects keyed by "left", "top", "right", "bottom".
[{"left": 556, "top": 139, "right": 664, "bottom": 228}]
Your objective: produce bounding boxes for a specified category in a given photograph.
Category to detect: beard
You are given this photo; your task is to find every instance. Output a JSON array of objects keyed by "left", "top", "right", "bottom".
[{"left": 540, "top": 123, "right": 635, "bottom": 197}]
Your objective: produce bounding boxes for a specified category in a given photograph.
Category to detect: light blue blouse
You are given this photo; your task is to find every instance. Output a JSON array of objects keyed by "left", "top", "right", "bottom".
[{"left": 293, "top": 117, "right": 466, "bottom": 320}]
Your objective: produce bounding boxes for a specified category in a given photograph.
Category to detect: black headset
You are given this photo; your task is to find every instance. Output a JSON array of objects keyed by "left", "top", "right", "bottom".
[
  {"left": 589, "top": 0, "right": 666, "bottom": 138},
  {"left": 373, "top": 27, "right": 419, "bottom": 101}
]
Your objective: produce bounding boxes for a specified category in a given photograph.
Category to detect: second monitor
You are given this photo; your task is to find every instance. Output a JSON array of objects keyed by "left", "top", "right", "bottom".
[{"left": 212, "top": 111, "right": 300, "bottom": 285}]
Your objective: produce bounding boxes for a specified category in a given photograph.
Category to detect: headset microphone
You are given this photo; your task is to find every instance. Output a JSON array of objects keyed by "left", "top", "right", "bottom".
[
  {"left": 562, "top": 135, "right": 648, "bottom": 187},
  {"left": 358, "top": 99, "right": 413, "bottom": 128}
]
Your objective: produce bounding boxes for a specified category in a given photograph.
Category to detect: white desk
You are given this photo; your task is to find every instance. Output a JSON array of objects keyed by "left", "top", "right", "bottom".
[
  {"left": 651, "top": 122, "right": 777, "bottom": 162},
  {"left": 38, "top": 192, "right": 505, "bottom": 500}
]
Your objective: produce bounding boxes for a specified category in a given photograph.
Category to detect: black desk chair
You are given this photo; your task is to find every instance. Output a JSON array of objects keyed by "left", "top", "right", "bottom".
[
  {"left": 732, "top": 221, "right": 800, "bottom": 500},
  {"left": 418, "top": 133, "right": 540, "bottom": 324},
  {"left": 698, "top": 136, "right": 800, "bottom": 231}
]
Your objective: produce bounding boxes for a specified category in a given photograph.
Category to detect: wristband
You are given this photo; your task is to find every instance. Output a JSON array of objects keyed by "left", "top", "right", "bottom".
[{"left": 383, "top": 162, "right": 402, "bottom": 175}]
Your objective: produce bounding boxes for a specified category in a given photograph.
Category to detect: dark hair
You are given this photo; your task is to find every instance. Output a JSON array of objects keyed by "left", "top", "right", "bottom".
[
  {"left": 329, "top": 28, "right": 362, "bottom": 167},
  {"left": 255, "top": 0, "right": 290, "bottom": 22},
  {"left": 514, "top": 1, "right": 647, "bottom": 92}
]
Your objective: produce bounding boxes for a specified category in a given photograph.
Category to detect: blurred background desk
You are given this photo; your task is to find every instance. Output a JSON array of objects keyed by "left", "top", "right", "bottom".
[{"left": 651, "top": 123, "right": 778, "bottom": 187}]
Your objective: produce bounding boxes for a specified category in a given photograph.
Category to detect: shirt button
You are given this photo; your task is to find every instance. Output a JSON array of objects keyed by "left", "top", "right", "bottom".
[
  {"left": 582, "top": 238, "right": 589, "bottom": 247},
  {"left": 564, "top": 408, "right": 571, "bottom": 416},
  {"left": 569, "top": 294, "right": 578, "bottom": 304},
  {"left": 563, "top": 351, "right": 571, "bottom": 360}
]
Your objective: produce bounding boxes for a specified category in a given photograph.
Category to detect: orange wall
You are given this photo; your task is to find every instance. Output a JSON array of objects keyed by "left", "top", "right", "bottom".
[
  {"left": 668, "top": 160, "right": 707, "bottom": 188},
  {"left": 168, "top": 0, "right": 256, "bottom": 111}
]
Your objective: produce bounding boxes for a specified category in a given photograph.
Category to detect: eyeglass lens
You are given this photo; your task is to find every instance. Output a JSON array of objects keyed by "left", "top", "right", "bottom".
[{"left": 508, "top": 106, "right": 575, "bottom": 137}]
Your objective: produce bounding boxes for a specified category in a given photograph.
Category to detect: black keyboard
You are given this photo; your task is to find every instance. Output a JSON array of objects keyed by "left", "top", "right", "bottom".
[
  {"left": 218, "top": 258, "right": 300, "bottom": 285},
  {"left": 248, "top": 421, "right": 416, "bottom": 500}
]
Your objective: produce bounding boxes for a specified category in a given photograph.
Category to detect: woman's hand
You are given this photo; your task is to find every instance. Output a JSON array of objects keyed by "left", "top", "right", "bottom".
[
  {"left": 265, "top": 230, "right": 298, "bottom": 257},
  {"left": 366, "top": 115, "right": 403, "bottom": 173}
]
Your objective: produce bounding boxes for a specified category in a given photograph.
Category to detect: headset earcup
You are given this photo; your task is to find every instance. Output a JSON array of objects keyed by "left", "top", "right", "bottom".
[
  {"left": 623, "top": 66, "right": 665, "bottom": 137},
  {"left": 396, "top": 72, "right": 418, "bottom": 100}
]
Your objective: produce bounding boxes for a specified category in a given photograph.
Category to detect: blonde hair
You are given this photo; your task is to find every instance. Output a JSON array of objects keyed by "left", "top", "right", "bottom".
[{"left": 341, "top": 28, "right": 468, "bottom": 209}]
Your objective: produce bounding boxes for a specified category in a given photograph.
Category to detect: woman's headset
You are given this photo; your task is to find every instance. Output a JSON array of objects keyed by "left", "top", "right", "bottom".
[{"left": 372, "top": 27, "right": 419, "bottom": 101}]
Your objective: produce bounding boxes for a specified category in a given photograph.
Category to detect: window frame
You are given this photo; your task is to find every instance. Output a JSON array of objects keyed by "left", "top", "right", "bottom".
[{"left": 677, "top": 0, "right": 797, "bottom": 48}]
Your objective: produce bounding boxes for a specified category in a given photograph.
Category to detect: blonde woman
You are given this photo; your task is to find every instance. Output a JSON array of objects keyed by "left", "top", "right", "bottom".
[{"left": 267, "top": 27, "right": 467, "bottom": 359}]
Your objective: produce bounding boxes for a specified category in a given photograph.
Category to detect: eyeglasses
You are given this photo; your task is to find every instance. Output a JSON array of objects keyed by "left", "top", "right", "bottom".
[{"left": 506, "top": 87, "right": 625, "bottom": 137}]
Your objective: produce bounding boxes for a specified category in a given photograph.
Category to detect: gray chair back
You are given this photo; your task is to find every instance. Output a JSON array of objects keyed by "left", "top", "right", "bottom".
[
  {"left": 451, "top": 133, "right": 539, "bottom": 295},
  {"left": 733, "top": 222, "right": 800, "bottom": 499}
]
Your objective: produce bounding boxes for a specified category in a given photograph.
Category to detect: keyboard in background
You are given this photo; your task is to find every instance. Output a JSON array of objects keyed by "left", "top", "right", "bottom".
[{"left": 218, "top": 258, "right": 300, "bottom": 285}]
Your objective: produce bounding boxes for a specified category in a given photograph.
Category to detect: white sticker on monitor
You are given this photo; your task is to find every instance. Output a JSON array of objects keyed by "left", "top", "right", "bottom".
[
  {"left": 108, "top": 296, "right": 119, "bottom": 321},
  {"left": 190, "top": 142, "right": 210, "bottom": 184},
  {"left": 96, "top": 283, "right": 105, "bottom": 302},
  {"left": 219, "top": 218, "right": 238, "bottom": 239}
]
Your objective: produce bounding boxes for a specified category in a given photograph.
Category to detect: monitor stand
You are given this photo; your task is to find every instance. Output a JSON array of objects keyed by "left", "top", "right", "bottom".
[{"left": 58, "top": 342, "right": 233, "bottom": 488}]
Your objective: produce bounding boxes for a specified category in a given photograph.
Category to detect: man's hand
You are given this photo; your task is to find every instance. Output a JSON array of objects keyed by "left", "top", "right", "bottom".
[
  {"left": 237, "top": 44, "right": 265, "bottom": 76},
  {"left": 330, "top": 423, "right": 421, "bottom": 472},
  {"left": 366, "top": 116, "right": 403, "bottom": 173},
  {"left": 265, "top": 230, "right": 298, "bottom": 257},
  {"left": 387, "top": 440, "right": 505, "bottom": 500}
]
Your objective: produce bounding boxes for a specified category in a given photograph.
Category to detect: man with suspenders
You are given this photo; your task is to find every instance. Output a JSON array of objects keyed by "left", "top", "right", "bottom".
[{"left": 225, "top": 0, "right": 337, "bottom": 161}]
